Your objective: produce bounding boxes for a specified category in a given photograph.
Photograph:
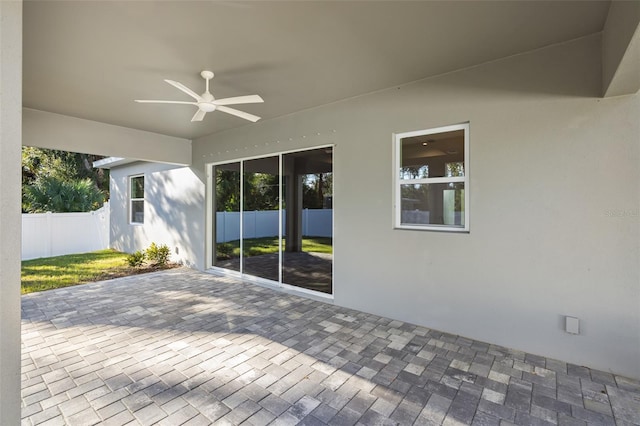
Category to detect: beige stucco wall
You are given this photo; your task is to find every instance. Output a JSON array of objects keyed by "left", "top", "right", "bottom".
[{"left": 192, "top": 34, "right": 640, "bottom": 378}]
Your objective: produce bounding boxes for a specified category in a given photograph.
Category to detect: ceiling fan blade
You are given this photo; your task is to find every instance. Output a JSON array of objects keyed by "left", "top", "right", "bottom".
[
  {"left": 191, "top": 109, "right": 206, "bottom": 122},
  {"left": 164, "top": 79, "right": 202, "bottom": 101},
  {"left": 135, "top": 100, "right": 197, "bottom": 105},
  {"left": 213, "top": 95, "right": 264, "bottom": 106},
  {"left": 216, "top": 106, "right": 261, "bottom": 122}
]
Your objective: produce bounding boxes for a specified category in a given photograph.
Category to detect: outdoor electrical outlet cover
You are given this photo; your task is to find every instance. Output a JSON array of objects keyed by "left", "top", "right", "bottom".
[{"left": 565, "top": 316, "right": 580, "bottom": 334}]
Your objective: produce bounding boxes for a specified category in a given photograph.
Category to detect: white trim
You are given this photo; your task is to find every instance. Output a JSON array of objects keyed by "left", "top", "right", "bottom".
[
  {"left": 207, "top": 266, "right": 243, "bottom": 281},
  {"left": 393, "top": 122, "right": 470, "bottom": 232},
  {"left": 399, "top": 176, "right": 465, "bottom": 185},
  {"left": 93, "top": 157, "right": 137, "bottom": 169},
  {"left": 393, "top": 133, "right": 401, "bottom": 231},
  {"left": 279, "top": 281, "right": 334, "bottom": 303},
  {"left": 207, "top": 144, "right": 335, "bottom": 167},
  {"left": 129, "top": 174, "right": 144, "bottom": 225},
  {"left": 464, "top": 122, "right": 470, "bottom": 230},
  {"left": 397, "top": 123, "right": 467, "bottom": 139},
  {"left": 330, "top": 145, "right": 335, "bottom": 296},
  {"left": 239, "top": 161, "right": 244, "bottom": 274},
  {"left": 205, "top": 164, "right": 213, "bottom": 269},
  {"left": 206, "top": 266, "right": 334, "bottom": 303},
  {"left": 278, "top": 154, "right": 283, "bottom": 285},
  {"left": 398, "top": 224, "right": 469, "bottom": 233}
]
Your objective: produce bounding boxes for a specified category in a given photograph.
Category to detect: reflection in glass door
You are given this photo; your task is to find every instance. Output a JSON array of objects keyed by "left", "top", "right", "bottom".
[
  {"left": 242, "top": 156, "right": 280, "bottom": 281},
  {"left": 213, "top": 162, "right": 241, "bottom": 272},
  {"left": 282, "top": 148, "right": 333, "bottom": 293},
  {"left": 211, "top": 146, "right": 333, "bottom": 295}
]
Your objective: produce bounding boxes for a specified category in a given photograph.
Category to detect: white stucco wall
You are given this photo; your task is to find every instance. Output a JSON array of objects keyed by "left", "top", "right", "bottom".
[
  {"left": 186, "top": 34, "right": 639, "bottom": 378},
  {"left": 109, "top": 162, "right": 205, "bottom": 269}
]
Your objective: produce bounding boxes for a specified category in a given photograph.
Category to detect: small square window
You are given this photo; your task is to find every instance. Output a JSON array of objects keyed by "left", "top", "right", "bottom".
[{"left": 394, "top": 123, "right": 469, "bottom": 231}]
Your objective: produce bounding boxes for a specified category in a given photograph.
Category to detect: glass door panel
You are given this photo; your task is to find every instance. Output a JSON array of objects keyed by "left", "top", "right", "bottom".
[
  {"left": 213, "top": 163, "right": 241, "bottom": 272},
  {"left": 242, "top": 156, "right": 280, "bottom": 282},
  {"left": 282, "top": 148, "right": 333, "bottom": 294}
]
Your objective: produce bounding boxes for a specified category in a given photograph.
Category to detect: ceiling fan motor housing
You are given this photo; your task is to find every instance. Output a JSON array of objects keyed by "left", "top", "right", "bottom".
[
  {"left": 201, "top": 70, "right": 214, "bottom": 80},
  {"left": 199, "top": 91, "right": 216, "bottom": 112},
  {"left": 198, "top": 102, "right": 217, "bottom": 112}
]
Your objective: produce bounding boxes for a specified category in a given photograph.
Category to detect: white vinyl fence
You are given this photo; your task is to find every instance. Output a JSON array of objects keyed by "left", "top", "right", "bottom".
[
  {"left": 22, "top": 202, "right": 110, "bottom": 260},
  {"left": 216, "top": 209, "right": 332, "bottom": 243}
]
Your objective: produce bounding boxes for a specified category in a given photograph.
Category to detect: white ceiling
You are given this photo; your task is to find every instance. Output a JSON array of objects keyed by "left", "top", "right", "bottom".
[{"left": 23, "top": 1, "right": 611, "bottom": 140}]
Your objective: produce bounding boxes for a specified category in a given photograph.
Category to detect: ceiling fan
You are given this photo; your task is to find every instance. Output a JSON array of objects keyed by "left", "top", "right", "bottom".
[{"left": 135, "top": 70, "right": 264, "bottom": 123}]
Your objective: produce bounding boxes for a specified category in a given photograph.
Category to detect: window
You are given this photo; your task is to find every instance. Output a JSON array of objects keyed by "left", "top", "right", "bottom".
[
  {"left": 130, "top": 175, "right": 144, "bottom": 224},
  {"left": 394, "top": 123, "right": 469, "bottom": 231}
]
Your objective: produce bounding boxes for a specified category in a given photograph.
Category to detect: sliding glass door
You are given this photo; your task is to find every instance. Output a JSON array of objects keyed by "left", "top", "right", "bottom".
[
  {"left": 213, "top": 162, "right": 241, "bottom": 272},
  {"left": 242, "top": 156, "right": 280, "bottom": 282},
  {"left": 282, "top": 148, "right": 333, "bottom": 294},
  {"left": 211, "top": 147, "right": 333, "bottom": 295}
]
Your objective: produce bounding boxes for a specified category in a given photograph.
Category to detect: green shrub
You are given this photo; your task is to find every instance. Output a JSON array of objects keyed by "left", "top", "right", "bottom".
[
  {"left": 146, "top": 242, "right": 170, "bottom": 266},
  {"left": 216, "top": 243, "right": 234, "bottom": 260},
  {"left": 248, "top": 247, "right": 265, "bottom": 257},
  {"left": 126, "top": 250, "right": 145, "bottom": 267}
]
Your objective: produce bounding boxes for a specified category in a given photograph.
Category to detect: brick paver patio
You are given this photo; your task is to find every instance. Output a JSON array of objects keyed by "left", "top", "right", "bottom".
[{"left": 21, "top": 268, "right": 640, "bottom": 425}]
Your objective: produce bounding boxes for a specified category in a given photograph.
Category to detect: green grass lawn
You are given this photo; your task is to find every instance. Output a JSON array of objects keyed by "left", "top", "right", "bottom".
[
  {"left": 21, "top": 249, "right": 132, "bottom": 294},
  {"left": 217, "top": 237, "right": 332, "bottom": 259}
]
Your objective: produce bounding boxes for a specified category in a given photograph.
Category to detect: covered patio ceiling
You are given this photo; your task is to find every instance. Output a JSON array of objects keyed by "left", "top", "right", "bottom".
[{"left": 24, "top": 1, "right": 616, "bottom": 144}]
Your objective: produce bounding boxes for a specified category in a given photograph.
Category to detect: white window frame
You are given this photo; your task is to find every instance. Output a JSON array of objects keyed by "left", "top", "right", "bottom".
[
  {"left": 394, "top": 122, "right": 469, "bottom": 232},
  {"left": 129, "top": 174, "right": 145, "bottom": 225}
]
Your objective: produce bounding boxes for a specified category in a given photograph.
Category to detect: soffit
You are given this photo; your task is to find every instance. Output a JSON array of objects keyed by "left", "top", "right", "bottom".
[{"left": 24, "top": 1, "right": 610, "bottom": 140}]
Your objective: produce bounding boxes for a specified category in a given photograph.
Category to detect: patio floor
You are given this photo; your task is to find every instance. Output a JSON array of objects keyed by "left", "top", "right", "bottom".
[{"left": 21, "top": 269, "right": 640, "bottom": 426}]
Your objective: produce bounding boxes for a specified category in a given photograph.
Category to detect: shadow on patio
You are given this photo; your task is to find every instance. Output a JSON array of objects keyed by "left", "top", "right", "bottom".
[{"left": 21, "top": 269, "right": 640, "bottom": 425}]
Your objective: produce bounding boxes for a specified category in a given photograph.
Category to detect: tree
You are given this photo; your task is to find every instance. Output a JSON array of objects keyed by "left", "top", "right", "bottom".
[
  {"left": 215, "top": 169, "right": 333, "bottom": 211},
  {"left": 302, "top": 173, "right": 332, "bottom": 209},
  {"left": 244, "top": 172, "right": 279, "bottom": 211},
  {"left": 23, "top": 176, "right": 106, "bottom": 213},
  {"left": 22, "top": 147, "right": 108, "bottom": 213},
  {"left": 215, "top": 169, "right": 241, "bottom": 212}
]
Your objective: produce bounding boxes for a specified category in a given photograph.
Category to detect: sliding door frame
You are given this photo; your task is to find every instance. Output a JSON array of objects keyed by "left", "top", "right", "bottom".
[{"left": 205, "top": 144, "right": 334, "bottom": 299}]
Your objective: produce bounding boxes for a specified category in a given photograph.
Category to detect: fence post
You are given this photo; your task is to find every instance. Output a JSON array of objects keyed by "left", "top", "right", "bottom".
[
  {"left": 221, "top": 211, "right": 226, "bottom": 243},
  {"left": 46, "top": 211, "right": 53, "bottom": 258},
  {"left": 303, "top": 209, "right": 308, "bottom": 236},
  {"left": 105, "top": 201, "right": 110, "bottom": 248}
]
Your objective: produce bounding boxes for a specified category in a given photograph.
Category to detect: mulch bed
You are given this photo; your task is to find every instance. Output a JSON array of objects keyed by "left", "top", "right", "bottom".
[{"left": 94, "top": 262, "right": 182, "bottom": 282}]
